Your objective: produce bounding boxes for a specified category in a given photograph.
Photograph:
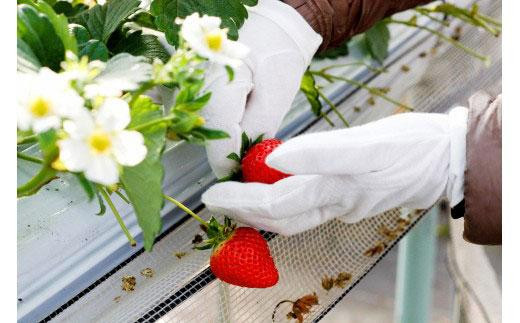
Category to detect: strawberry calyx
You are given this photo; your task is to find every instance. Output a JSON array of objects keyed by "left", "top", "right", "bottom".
[
  {"left": 193, "top": 216, "right": 237, "bottom": 250},
  {"left": 217, "top": 132, "right": 264, "bottom": 182}
]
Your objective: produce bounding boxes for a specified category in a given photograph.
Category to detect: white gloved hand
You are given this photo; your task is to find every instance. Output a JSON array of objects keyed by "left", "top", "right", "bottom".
[
  {"left": 201, "top": 0, "right": 322, "bottom": 178},
  {"left": 202, "top": 108, "right": 469, "bottom": 235}
]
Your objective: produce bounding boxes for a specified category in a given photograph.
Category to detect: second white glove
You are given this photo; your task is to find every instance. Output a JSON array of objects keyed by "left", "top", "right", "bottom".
[{"left": 200, "top": 0, "right": 322, "bottom": 178}]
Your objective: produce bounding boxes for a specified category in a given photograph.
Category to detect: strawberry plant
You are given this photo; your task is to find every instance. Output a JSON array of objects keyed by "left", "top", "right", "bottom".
[
  {"left": 302, "top": 2, "right": 501, "bottom": 127},
  {"left": 17, "top": 3, "right": 249, "bottom": 251}
]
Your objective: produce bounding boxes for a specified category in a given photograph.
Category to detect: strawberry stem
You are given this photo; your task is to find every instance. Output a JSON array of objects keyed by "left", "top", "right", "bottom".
[{"left": 162, "top": 193, "right": 209, "bottom": 228}]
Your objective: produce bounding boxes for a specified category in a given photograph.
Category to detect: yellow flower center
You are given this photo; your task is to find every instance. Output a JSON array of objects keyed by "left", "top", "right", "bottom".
[
  {"left": 205, "top": 31, "right": 223, "bottom": 51},
  {"left": 194, "top": 116, "right": 205, "bottom": 127},
  {"left": 29, "top": 97, "right": 52, "bottom": 118},
  {"left": 88, "top": 131, "right": 112, "bottom": 154}
]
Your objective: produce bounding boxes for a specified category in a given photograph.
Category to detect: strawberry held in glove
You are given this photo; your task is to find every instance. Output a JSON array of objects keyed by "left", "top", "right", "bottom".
[{"left": 242, "top": 138, "right": 291, "bottom": 184}]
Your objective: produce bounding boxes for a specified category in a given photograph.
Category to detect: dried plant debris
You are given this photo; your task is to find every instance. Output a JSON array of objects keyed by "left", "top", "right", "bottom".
[
  {"left": 273, "top": 293, "right": 319, "bottom": 323},
  {"left": 322, "top": 272, "right": 352, "bottom": 291},
  {"left": 321, "top": 276, "right": 334, "bottom": 291},
  {"left": 174, "top": 252, "right": 187, "bottom": 259},
  {"left": 334, "top": 272, "right": 352, "bottom": 288},
  {"left": 451, "top": 26, "right": 463, "bottom": 41},
  {"left": 378, "top": 225, "right": 400, "bottom": 240},
  {"left": 192, "top": 234, "right": 203, "bottom": 245},
  {"left": 140, "top": 267, "right": 154, "bottom": 278},
  {"left": 121, "top": 275, "right": 136, "bottom": 292},
  {"left": 113, "top": 296, "right": 122, "bottom": 303},
  {"left": 364, "top": 214, "right": 416, "bottom": 257},
  {"left": 400, "top": 65, "right": 410, "bottom": 72},
  {"left": 363, "top": 241, "right": 387, "bottom": 257},
  {"left": 397, "top": 217, "right": 411, "bottom": 228}
]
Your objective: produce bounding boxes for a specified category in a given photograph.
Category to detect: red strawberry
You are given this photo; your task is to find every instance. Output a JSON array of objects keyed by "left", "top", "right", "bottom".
[
  {"left": 210, "top": 227, "right": 279, "bottom": 288},
  {"left": 241, "top": 138, "right": 290, "bottom": 184}
]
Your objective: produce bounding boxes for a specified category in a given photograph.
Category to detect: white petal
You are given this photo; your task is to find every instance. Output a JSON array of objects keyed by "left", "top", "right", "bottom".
[
  {"left": 112, "top": 130, "right": 147, "bottom": 166},
  {"left": 84, "top": 83, "right": 123, "bottom": 99},
  {"left": 17, "top": 106, "right": 33, "bottom": 131},
  {"left": 200, "top": 15, "right": 222, "bottom": 30},
  {"left": 84, "top": 155, "right": 120, "bottom": 185},
  {"left": 223, "top": 40, "right": 250, "bottom": 60},
  {"left": 53, "top": 89, "right": 85, "bottom": 119},
  {"left": 58, "top": 139, "right": 91, "bottom": 172},
  {"left": 32, "top": 116, "right": 61, "bottom": 133},
  {"left": 96, "top": 98, "right": 131, "bottom": 131},
  {"left": 63, "top": 109, "right": 95, "bottom": 139}
]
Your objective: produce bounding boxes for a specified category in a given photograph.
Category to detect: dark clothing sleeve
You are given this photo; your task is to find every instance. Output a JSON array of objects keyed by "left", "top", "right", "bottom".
[
  {"left": 462, "top": 92, "right": 502, "bottom": 245},
  {"left": 281, "top": 0, "right": 432, "bottom": 50}
]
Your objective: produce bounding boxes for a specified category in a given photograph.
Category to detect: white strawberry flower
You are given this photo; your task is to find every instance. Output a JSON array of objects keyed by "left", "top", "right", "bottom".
[
  {"left": 58, "top": 98, "right": 147, "bottom": 185},
  {"left": 178, "top": 13, "right": 250, "bottom": 67},
  {"left": 17, "top": 68, "right": 84, "bottom": 133},
  {"left": 61, "top": 51, "right": 105, "bottom": 86}
]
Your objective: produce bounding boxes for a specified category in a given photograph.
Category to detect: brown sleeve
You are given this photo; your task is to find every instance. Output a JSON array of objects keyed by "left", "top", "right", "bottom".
[
  {"left": 463, "top": 92, "right": 502, "bottom": 245},
  {"left": 281, "top": 0, "right": 432, "bottom": 50}
]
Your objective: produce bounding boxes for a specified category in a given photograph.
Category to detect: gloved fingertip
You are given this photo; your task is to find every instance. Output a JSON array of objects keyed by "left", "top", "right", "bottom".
[{"left": 265, "top": 147, "right": 296, "bottom": 174}]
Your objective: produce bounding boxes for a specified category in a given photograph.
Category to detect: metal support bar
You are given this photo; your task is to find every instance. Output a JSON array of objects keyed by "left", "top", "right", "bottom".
[{"left": 394, "top": 206, "right": 439, "bottom": 323}]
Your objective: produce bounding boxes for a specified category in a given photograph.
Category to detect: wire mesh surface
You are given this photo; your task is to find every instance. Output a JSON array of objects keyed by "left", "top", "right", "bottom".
[{"left": 51, "top": 1, "right": 501, "bottom": 322}]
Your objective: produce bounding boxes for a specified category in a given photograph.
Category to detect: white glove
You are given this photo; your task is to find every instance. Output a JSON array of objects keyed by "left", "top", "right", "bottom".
[
  {"left": 201, "top": 0, "right": 322, "bottom": 178},
  {"left": 202, "top": 108, "right": 469, "bottom": 235}
]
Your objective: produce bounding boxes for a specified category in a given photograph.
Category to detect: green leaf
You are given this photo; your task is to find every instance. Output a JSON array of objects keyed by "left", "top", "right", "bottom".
[
  {"left": 33, "top": 0, "right": 78, "bottom": 54},
  {"left": 175, "top": 92, "right": 211, "bottom": 112},
  {"left": 300, "top": 70, "right": 322, "bottom": 116},
  {"left": 364, "top": 21, "right": 390, "bottom": 63},
  {"left": 17, "top": 4, "right": 65, "bottom": 71},
  {"left": 95, "top": 189, "right": 106, "bottom": 215},
  {"left": 191, "top": 127, "right": 229, "bottom": 140},
  {"left": 17, "top": 38, "right": 41, "bottom": 73},
  {"left": 74, "top": 173, "right": 95, "bottom": 201},
  {"left": 129, "top": 10, "right": 157, "bottom": 29},
  {"left": 53, "top": 1, "right": 88, "bottom": 17},
  {"left": 79, "top": 39, "right": 109, "bottom": 61},
  {"left": 120, "top": 95, "right": 166, "bottom": 251},
  {"left": 225, "top": 65, "right": 234, "bottom": 82},
  {"left": 70, "top": 23, "right": 90, "bottom": 47},
  {"left": 169, "top": 110, "right": 201, "bottom": 133},
  {"left": 226, "top": 152, "right": 240, "bottom": 162},
  {"left": 112, "top": 29, "right": 170, "bottom": 62},
  {"left": 73, "top": 0, "right": 140, "bottom": 43},
  {"left": 95, "top": 53, "right": 153, "bottom": 89},
  {"left": 150, "top": 0, "right": 258, "bottom": 46},
  {"left": 315, "top": 40, "right": 349, "bottom": 60}
]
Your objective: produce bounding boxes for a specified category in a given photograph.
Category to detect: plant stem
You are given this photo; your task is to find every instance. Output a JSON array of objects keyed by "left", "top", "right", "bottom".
[
  {"left": 17, "top": 152, "right": 43, "bottom": 164},
  {"left": 115, "top": 189, "right": 130, "bottom": 204},
  {"left": 387, "top": 18, "right": 490, "bottom": 65},
  {"left": 17, "top": 166, "right": 56, "bottom": 197},
  {"left": 317, "top": 88, "right": 350, "bottom": 127},
  {"left": 99, "top": 187, "right": 137, "bottom": 247},
  {"left": 17, "top": 134, "right": 37, "bottom": 145},
  {"left": 321, "top": 113, "right": 335, "bottom": 127},
  {"left": 414, "top": 9, "right": 451, "bottom": 26},
  {"left": 130, "top": 115, "right": 176, "bottom": 131},
  {"left": 311, "top": 71, "right": 413, "bottom": 111},
  {"left": 163, "top": 194, "right": 209, "bottom": 228}
]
